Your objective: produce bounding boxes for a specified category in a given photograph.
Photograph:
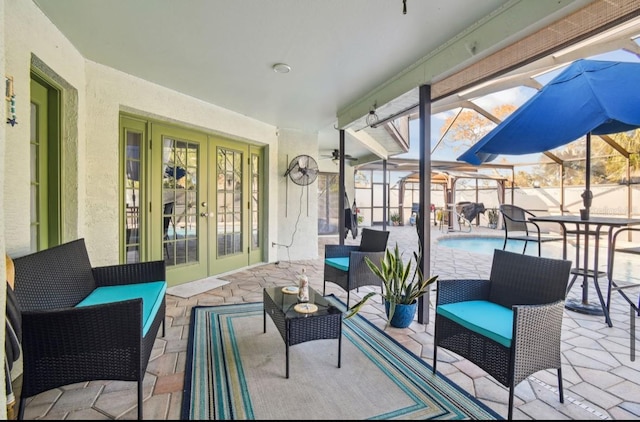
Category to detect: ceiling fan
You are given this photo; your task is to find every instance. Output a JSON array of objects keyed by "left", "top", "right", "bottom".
[{"left": 321, "top": 149, "right": 357, "bottom": 163}]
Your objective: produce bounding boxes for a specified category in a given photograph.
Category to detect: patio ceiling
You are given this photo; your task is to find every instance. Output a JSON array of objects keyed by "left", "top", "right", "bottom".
[{"left": 32, "top": 0, "right": 640, "bottom": 161}]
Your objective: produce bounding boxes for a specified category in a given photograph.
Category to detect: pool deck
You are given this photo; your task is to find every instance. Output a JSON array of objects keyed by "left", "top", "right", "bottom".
[{"left": 18, "top": 224, "right": 640, "bottom": 420}]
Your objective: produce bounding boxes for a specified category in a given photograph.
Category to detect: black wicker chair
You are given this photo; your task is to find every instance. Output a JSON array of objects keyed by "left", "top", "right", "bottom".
[
  {"left": 12, "top": 238, "right": 166, "bottom": 420},
  {"left": 323, "top": 227, "right": 389, "bottom": 306},
  {"left": 499, "top": 204, "right": 563, "bottom": 256},
  {"left": 433, "top": 249, "right": 571, "bottom": 420}
]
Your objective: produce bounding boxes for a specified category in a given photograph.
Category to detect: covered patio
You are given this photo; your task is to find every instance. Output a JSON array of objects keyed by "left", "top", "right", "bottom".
[{"left": 5, "top": 1, "right": 640, "bottom": 420}]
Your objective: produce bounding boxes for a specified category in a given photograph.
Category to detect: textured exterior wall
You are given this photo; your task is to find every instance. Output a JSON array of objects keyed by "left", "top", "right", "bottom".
[
  {"left": 84, "top": 62, "right": 278, "bottom": 264},
  {"left": 277, "top": 129, "right": 320, "bottom": 261},
  {"left": 4, "top": 0, "right": 86, "bottom": 257},
  {"left": 2, "top": 0, "right": 283, "bottom": 266},
  {"left": 0, "top": 0, "right": 6, "bottom": 415}
]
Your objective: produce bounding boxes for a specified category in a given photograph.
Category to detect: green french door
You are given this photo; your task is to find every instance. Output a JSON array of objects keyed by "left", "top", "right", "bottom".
[
  {"left": 248, "top": 145, "right": 264, "bottom": 265},
  {"left": 208, "top": 138, "right": 264, "bottom": 273},
  {"left": 152, "top": 124, "right": 209, "bottom": 284},
  {"left": 30, "top": 73, "right": 61, "bottom": 252},
  {"left": 121, "top": 116, "right": 264, "bottom": 286}
]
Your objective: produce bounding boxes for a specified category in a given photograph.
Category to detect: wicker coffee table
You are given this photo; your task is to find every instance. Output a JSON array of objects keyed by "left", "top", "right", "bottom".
[{"left": 263, "top": 286, "right": 343, "bottom": 378}]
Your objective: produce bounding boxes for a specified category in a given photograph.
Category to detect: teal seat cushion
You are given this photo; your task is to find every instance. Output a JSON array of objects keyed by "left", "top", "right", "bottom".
[
  {"left": 436, "top": 300, "right": 513, "bottom": 347},
  {"left": 76, "top": 281, "right": 166, "bottom": 336},
  {"left": 325, "top": 257, "right": 350, "bottom": 272}
]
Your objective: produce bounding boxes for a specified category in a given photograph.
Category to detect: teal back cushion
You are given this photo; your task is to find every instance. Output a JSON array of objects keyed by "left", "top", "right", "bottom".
[
  {"left": 436, "top": 300, "right": 513, "bottom": 347},
  {"left": 76, "top": 281, "right": 166, "bottom": 336}
]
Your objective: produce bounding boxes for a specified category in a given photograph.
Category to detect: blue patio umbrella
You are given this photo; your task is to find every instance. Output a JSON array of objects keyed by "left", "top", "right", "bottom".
[
  {"left": 458, "top": 59, "right": 640, "bottom": 217},
  {"left": 164, "top": 165, "right": 187, "bottom": 180},
  {"left": 126, "top": 145, "right": 140, "bottom": 181}
]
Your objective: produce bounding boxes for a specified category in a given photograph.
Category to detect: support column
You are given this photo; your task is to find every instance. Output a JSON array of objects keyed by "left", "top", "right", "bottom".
[
  {"left": 339, "top": 130, "right": 345, "bottom": 245},
  {"left": 417, "top": 84, "right": 431, "bottom": 325}
]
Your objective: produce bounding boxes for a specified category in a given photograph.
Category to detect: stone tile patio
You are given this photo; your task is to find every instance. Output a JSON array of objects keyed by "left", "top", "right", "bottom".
[{"left": 16, "top": 225, "right": 640, "bottom": 420}]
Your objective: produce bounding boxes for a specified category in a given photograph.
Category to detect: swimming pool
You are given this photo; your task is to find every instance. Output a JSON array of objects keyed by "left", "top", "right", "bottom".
[
  {"left": 436, "top": 236, "right": 560, "bottom": 257},
  {"left": 437, "top": 235, "right": 640, "bottom": 283}
]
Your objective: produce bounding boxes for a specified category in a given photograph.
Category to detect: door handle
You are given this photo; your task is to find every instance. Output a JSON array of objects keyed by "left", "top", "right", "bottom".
[{"left": 200, "top": 212, "right": 209, "bottom": 217}]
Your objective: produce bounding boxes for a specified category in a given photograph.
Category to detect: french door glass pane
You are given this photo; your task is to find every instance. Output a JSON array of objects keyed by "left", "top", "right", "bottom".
[
  {"left": 217, "top": 147, "right": 243, "bottom": 256},
  {"left": 125, "top": 131, "right": 141, "bottom": 263},
  {"left": 163, "top": 137, "right": 199, "bottom": 266},
  {"left": 317, "top": 173, "right": 339, "bottom": 235},
  {"left": 251, "top": 153, "right": 260, "bottom": 249}
]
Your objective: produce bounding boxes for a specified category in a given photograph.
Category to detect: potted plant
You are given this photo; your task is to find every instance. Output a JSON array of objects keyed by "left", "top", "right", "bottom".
[
  {"left": 346, "top": 243, "right": 438, "bottom": 328},
  {"left": 390, "top": 212, "right": 401, "bottom": 226},
  {"left": 487, "top": 208, "right": 499, "bottom": 229}
]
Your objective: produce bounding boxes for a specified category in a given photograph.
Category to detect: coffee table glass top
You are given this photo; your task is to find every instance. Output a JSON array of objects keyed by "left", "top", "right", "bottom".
[{"left": 264, "top": 286, "right": 342, "bottom": 319}]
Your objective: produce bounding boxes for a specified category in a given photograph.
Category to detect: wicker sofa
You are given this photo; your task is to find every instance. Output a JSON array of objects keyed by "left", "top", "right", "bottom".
[
  {"left": 433, "top": 249, "right": 571, "bottom": 420},
  {"left": 11, "top": 238, "right": 166, "bottom": 420}
]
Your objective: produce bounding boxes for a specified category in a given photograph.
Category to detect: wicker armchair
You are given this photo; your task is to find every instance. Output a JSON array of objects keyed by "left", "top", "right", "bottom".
[
  {"left": 12, "top": 239, "right": 166, "bottom": 420},
  {"left": 323, "top": 228, "right": 389, "bottom": 306},
  {"left": 433, "top": 249, "right": 571, "bottom": 419},
  {"left": 499, "top": 204, "right": 563, "bottom": 256}
]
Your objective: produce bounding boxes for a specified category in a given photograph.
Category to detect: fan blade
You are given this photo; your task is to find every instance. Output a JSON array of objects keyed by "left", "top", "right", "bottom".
[
  {"left": 326, "top": 150, "right": 356, "bottom": 162},
  {"left": 298, "top": 155, "right": 309, "bottom": 168}
]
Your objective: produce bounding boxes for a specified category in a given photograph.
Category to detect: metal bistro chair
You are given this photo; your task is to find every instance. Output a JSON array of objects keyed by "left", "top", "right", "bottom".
[
  {"left": 323, "top": 227, "right": 390, "bottom": 307},
  {"left": 607, "top": 227, "right": 640, "bottom": 355},
  {"left": 499, "top": 204, "right": 563, "bottom": 256}
]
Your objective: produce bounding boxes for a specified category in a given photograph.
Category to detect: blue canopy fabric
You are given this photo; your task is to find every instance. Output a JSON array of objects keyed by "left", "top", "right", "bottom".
[
  {"left": 164, "top": 165, "right": 187, "bottom": 180},
  {"left": 458, "top": 59, "right": 640, "bottom": 165},
  {"left": 458, "top": 59, "right": 640, "bottom": 216}
]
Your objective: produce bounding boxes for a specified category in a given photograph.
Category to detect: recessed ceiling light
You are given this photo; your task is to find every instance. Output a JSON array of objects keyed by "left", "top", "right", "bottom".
[{"left": 272, "top": 63, "right": 291, "bottom": 74}]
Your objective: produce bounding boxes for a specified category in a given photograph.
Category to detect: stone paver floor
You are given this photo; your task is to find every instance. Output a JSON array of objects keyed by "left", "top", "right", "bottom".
[{"left": 16, "top": 225, "right": 640, "bottom": 420}]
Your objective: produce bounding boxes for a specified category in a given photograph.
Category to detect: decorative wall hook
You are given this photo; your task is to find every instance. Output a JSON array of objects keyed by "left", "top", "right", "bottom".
[
  {"left": 7, "top": 95, "right": 18, "bottom": 126},
  {"left": 5, "top": 76, "right": 17, "bottom": 126}
]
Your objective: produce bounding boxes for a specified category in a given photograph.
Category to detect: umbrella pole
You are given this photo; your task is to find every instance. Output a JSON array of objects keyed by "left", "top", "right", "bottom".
[
  {"left": 581, "top": 132, "right": 593, "bottom": 218},
  {"left": 580, "top": 132, "right": 593, "bottom": 307}
]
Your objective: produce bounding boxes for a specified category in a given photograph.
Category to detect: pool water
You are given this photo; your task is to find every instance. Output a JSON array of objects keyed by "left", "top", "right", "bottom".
[
  {"left": 437, "top": 236, "right": 567, "bottom": 258},
  {"left": 437, "top": 235, "right": 640, "bottom": 283}
]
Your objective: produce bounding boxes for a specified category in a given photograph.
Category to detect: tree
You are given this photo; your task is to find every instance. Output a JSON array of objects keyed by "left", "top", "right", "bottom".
[
  {"left": 541, "top": 141, "right": 586, "bottom": 186},
  {"left": 437, "top": 104, "right": 516, "bottom": 154},
  {"left": 542, "top": 130, "right": 640, "bottom": 186},
  {"left": 596, "top": 130, "right": 640, "bottom": 183}
]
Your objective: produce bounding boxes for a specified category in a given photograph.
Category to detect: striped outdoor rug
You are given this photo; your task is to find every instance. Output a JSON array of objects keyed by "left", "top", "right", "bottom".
[{"left": 181, "top": 295, "right": 501, "bottom": 420}]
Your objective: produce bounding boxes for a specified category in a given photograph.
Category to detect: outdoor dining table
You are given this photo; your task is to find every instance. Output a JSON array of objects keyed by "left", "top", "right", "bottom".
[{"left": 529, "top": 215, "right": 640, "bottom": 328}]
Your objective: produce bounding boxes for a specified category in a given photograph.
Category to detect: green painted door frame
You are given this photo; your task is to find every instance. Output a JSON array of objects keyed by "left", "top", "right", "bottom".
[{"left": 120, "top": 114, "right": 265, "bottom": 286}]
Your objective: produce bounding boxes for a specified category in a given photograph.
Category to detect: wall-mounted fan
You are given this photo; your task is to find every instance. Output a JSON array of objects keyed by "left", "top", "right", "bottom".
[
  {"left": 284, "top": 154, "right": 318, "bottom": 186},
  {"left": 321, "top": 149, "right": 357, "bottom": 162}
]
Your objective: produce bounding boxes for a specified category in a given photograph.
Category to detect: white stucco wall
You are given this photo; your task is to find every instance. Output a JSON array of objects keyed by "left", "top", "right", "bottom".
[
  {"left": 3, "top": 0, "right": 286, "bottom": 266},
  {"left": 84, "top": 62, "right": 279, "bottom": 263},
  {"left": 4, "top": 0, "right": 87, "bottom": 257},
  {"left": 0, "top": 0, "right": 7, "bottom": 415},
  {"left": 276, "top": 129, "right": 320, "bottom": 261}
]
